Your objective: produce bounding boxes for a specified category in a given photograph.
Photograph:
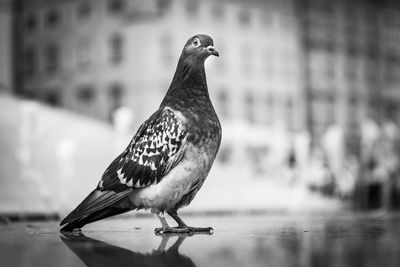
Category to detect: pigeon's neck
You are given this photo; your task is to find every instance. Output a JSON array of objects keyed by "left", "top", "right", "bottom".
[{"left": 161, "top": 57, "right": 211, "bottom": 110}]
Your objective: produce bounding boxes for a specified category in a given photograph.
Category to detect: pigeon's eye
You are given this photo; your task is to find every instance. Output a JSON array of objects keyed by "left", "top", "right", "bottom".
[{"left": 192, "top": 38, "right": 201, "bottom": 47}]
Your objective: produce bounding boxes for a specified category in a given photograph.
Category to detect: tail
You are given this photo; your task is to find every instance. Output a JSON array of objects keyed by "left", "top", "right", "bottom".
[{"left": 60, "top": 189, "right": 133, "bottom": 232}]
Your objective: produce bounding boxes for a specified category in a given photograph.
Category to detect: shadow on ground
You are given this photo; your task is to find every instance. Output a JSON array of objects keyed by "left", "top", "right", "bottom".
[{"left": 61, "top": 232, "right": 195, "bottom": 267}]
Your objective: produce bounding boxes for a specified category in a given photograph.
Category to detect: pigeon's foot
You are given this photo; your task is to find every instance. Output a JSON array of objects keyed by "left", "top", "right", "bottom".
[
  {"left": 155, "top": 210, "right": 213, "bottom": 235},
  {"left": 154, "top": 226, "right": 213, "bottom": 236},
  {"left": 186, "top": 226, "right": 214, "bottom": 234},
  {"left": 155, "top": 226, "right": 193, "bottom": 235}
]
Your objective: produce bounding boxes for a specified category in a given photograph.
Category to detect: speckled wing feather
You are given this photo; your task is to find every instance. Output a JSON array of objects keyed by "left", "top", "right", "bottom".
[{"left": 98, "top": 107, "right": 187, "bottom": 193}]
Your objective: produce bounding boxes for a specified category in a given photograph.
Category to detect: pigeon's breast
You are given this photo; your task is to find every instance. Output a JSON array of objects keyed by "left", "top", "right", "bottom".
[
  {"left": 130, "top": 144, "right": 215, "bottom": 211},
  {"left": 185, "top": 109, "right": 222, "bottom": 152}
]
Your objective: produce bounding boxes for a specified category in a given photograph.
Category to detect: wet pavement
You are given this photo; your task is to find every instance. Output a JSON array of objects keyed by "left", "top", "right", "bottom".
[{"left": 1, "top": 213, "right": 400, "bottom": 267}]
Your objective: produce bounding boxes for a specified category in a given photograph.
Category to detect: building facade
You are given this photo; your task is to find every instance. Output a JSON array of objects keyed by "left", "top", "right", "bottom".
[
  {"left": 14, "top": 0, "right": 400, "bottom": 175},
  {"left": 14, "top": 0, "right": 304, "bottom": 173},
  {"left": 0, "top": 0, "right": 13, "bottom": 93},
  {"left": 15, "top": 0, "right": 303, "bottom": 126},
  {"left": 298, "top": 0, "right": 400, "bottom": 156}
]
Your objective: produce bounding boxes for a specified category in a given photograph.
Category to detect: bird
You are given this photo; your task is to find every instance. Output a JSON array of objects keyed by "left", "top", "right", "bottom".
[{"left": 60, "top": 34, "right": 221, "bottom": 234}]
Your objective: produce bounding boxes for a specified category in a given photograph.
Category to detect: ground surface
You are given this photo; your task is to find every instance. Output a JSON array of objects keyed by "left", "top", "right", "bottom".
[{"left": 1, "top": 213, "right": 400, "bottom": 267}]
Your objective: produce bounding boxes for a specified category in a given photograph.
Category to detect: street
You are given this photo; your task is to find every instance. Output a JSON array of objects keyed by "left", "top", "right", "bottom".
[{"left": 1, "top": 213, "right": 400, "bottom": 267}]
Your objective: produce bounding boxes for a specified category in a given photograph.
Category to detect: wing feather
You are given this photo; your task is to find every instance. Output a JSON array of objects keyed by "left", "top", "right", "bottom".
[{"left": 98, "top": 107, "right": 187, "bottom": 192}]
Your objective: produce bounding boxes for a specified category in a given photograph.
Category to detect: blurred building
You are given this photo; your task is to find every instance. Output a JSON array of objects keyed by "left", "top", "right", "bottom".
[
  {"left": 0, "top": 0, "right": 13, "bottom": 93},
  {"left": 13, "top": 0, "right": 305, "bottom": 176},
  {"left": 12, "top": 0, "right": 400, "bottom": 177},
  {"left": 14, "top": 0, "right": 303, "bottom": 128},
  {"left": 6, "top": 0, "right": 400, "bottom": 210},
  {"left": 379, "top": 2, "right": 400, "bottom": 122},
  {"left": 297, "top": 0, "right": 400, "bottom": 156}
]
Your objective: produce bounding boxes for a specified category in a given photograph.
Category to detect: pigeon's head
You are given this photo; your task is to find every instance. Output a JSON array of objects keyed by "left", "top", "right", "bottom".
[{"left": 181, "top": 34, "right": 219, "bottom": 63}]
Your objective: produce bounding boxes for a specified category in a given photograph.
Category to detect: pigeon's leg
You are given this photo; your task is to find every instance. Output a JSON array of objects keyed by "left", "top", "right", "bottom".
[
  {"left": 156, "top": 235, "right": 170, "bottom": 252},
  {"left": 167, "top": 210, "right": 213, "bottom": 234},
  {"left": 156, "top": 235, "right": 186, "bottom": 253},
  {"left": 154, "top": 211, "right": 192, "bottom": 235},
  {"left": 168, "top": 236, "right": 187, "bottom": 252}
]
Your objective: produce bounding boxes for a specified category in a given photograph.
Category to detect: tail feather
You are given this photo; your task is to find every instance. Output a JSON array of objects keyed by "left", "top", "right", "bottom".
[
  {"left": 60, "top": 189, "right": 133, "bottom": 232},
  {"left": 60, "top": 206, "right": 130, "bottom": 232}
]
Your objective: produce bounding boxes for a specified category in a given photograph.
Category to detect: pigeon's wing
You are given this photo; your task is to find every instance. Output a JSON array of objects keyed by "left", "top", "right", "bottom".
[{"left": 98, "top": 107, "right": 187, "bottom": 193}]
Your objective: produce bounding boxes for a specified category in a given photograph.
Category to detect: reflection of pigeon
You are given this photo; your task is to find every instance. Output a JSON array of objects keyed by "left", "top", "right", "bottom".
[
  {"left": 61, "top": 233, "right": 196, "bottom": 267},
  {"left": 60, "top": 34, "right": 221, "bottom": 234}
]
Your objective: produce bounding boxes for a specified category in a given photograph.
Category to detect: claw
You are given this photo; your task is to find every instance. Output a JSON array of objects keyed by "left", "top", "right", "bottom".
[
  {"left": 156, "top": 227, "right": 194, "bottom": 235},
  {"left": 187, "top": 227, "right": 214, "bottom": 235},
  {"left": 154, "top": 226, "right": 213, "bottom": 236}
]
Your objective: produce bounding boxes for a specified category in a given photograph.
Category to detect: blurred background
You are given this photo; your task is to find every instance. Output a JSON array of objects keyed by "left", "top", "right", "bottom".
[{"left": 1, "top": 0, "right": 400, "bottom": 219}]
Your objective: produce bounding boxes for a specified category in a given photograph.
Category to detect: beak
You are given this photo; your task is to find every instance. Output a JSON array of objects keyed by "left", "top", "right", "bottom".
[{"left": 206, "top": 45, "right": 219, "bottom": 57}]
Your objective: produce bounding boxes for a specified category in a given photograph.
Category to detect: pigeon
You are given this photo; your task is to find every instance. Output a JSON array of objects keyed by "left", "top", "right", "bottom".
[{"left": 60, "top": 34, "right": 221, "bottom": 234}]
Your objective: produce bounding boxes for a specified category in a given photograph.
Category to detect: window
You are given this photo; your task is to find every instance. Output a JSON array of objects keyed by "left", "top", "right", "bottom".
[
  {"left": 310, "top": 93, "right": 336, "bottom": 134},
  {"left": 286, "top": 98, "right": 294, "bottom": 130},
  {"left": 25, "top": 13, "right": 37, "bottom": 32},
  {"left": 45, "top": 44, "right": 60, "bottom": 74},
  {"left": 347, "top": 96, "right": 359, "bottom": 128},
  {"left": 265, "top": 94, "right": 274, "bottom": 124},
  {"left": 368, "top": 97, "right": 380, "bottom": 120},
  {"left": 109, "top": 33, "right": 123, "bottom": 64},
  {"left": 160, "top": 34, "right": 173, "bottom": 67},
  {"left": 245, "top": 91, "right": 255, "bottom": 123},
  {"left": 185, "top": 1, "right": 199, "bottom": 16},
  {"left": 77, "top": 85, "right": 95, "bottom": 103},
  {"left": 347, "top": 42, "right": 358, "bottom": 57},
  {"left": 77, "top": 2, "right": 91, "bottom": 19},
  {"left": 263, "top": 49, "right": 274, "bottom": 73},
  {"left": 214, "top": 39, "right": 226, "bottom": 73},
  {"left": 280, "top": 15, "right": 292, "bottom": 30},
  {"left": 241, "top": 44, "right": 253, "bottom": 75},
  {"left": 23, "top": 46, "right": 36, "bottom": 77},
  {"left": 77, "top": 41, "right": 91, "bottom": 69},
  {"left": 260, "top": 11, "right": 272, "bottom": 26},
  {"left": 108, "top": 83, "right": 124, "bottom": 121},
  {"left": 211, "top": 4, "right": 224, "bottom": 19},
  {"left": 44, "top": 89, "right": 61, "bottom": 107},
  {"left": 346, "top": 55, "right": 357, "bottom": 82},
  {"left": 109, "top": 83, "right": 123, "bottom": 108},
  {"left": 218, "top": 145, "right": 232, "bottom": 164},
  {"left": 108, "top": 0, "right": 124, "bottom": 14},
  {"left": 157, "top": 0, "right": 172, "bottom": 13},
  {"left": 365, "top": 61, "right": 378, "bottom": 88},
  {"left": 45, "top": 9, "right": 60, "bottom": 28},
  {"left": 309, "top": 49, "right": 335, "bottom": 90},
  {"left": 386, "top": 63, "right": 399, "bottom": 86},
  {"left": 384, "top": 102, "right": 398, "bottom": 122},
  {"left": 385, "top": 54, "right": 400, "bottom": 85},
  {"left": 324, "top": 54, "right": 336, "bottom": 85},
  {"left": 238, "top": 8, "right": 251, "bottom": 25},
  {"left": 366, "top": 44, "right": 378, "bottom": 61},
  {"left": 218, "top": 89, "right": 229, "bottom": 118},
  {"left": 345, "top": 17, "right": 359, "bottom": 41}
]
